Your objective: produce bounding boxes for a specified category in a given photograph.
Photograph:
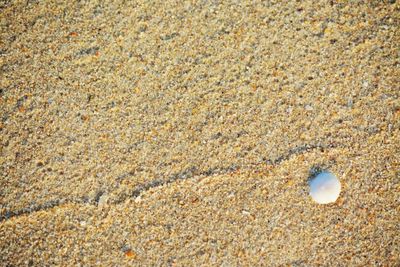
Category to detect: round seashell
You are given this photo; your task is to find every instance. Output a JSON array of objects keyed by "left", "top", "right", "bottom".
[{"left": 309, "top": 172, "right": 341, "bottom": 204}]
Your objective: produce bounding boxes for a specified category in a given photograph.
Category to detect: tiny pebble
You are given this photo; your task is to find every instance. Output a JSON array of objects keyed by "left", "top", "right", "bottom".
[
  {"left": 98, "top": 194, "right": 109, "bottom": 206},
  {"left": 305, "top": 104, "right": 313, "bottom": 111}
]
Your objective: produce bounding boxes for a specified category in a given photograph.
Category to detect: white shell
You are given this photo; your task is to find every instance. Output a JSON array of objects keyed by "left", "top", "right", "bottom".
[{"left": 309, "top": 172, "right": 341, "bottom": 204}]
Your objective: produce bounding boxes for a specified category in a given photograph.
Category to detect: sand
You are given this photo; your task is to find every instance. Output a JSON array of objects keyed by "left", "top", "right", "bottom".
[{"left": 1, "top": 0, "right": 399, "bottom": 266}]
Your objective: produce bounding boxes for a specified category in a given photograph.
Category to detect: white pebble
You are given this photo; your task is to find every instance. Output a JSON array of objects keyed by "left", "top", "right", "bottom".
[
  {"left": 309, "top": 172, "right": 341, "bottom": 204},
  {"left": 305, "top": 104, "right": 314, "bottom": 111},
  {"left": 98, "top": 194, "right": 109, "bottom": 206}
]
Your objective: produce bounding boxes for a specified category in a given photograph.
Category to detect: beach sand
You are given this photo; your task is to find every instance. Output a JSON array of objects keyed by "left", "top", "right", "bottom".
[{"left": 1, "top": 0, "right": 399, "bottom": 266}]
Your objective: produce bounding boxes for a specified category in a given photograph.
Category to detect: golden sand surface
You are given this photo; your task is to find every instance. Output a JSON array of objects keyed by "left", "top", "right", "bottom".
[{"left": 1, "top": 0, "right": 399, "bottom": 266}]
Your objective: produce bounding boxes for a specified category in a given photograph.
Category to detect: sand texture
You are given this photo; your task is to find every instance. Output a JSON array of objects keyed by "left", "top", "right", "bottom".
[{"left": 1, "top": 0, "right": 399, "bottom": 266}]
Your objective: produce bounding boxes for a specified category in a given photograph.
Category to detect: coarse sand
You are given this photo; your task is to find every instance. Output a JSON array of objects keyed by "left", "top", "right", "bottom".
[{"left": 1, "top": 0, "right": 399, "bottom": 266}]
